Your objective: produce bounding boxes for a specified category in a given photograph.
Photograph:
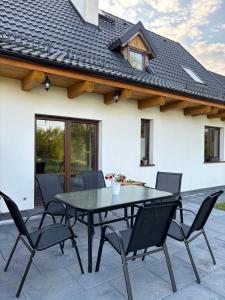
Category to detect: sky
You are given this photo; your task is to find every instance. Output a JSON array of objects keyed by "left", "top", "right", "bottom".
[{"left": 99, "top": 0, "right": 225, "bottom": 75}]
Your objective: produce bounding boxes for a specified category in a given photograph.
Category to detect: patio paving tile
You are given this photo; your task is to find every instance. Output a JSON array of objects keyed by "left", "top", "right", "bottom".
[
  {"left": 109, "top": 267, "right": 174, "bottom": 300},
  {"left": 164, "top": 282, "right": 225, "bottom": 300},
  {"left": 201, "top": 265, "right": 225, "bottom": 297},
  {"left": 23, "top": 267, "right": 83, "bottom": 300},
  {"left": 146, "top": 255, "right": 206, "bottom": 289},
  {"left": 174, "top": 243, "right": 225, "bottom": 274},
  {"left": 0, "top": 283, "right": 27, "bottom": 300},
  {"left": 63, "top": 282, "right": 125, "bottom": 300}
]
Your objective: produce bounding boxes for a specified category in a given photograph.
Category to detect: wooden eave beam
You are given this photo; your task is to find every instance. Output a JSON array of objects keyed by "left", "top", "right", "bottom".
[
  {"left": 184, "top": 105, "right": 211, "bottom": 116},
  {"left": 207, "top": 110, "right": 225, "bottom": 119},
  {"left": 121, "top": 89, "right": 133, "bottom": 99},
  {"left": 138, "top": 96, "right": 165, "bottom": 110},
  {"left": 67, "top": 81, "right": 95, "bottom": 99},
  {"left": 1, "top": 56, "right": 225, "bottom": 110},
  {"left": 21, "top": 70, "right": 45, "bottom": 91},
  {"left": 160, "top": 100, "right": 188, "bottom": 112}
]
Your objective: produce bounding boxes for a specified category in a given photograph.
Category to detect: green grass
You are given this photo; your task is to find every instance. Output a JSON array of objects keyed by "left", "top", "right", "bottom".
[{"left": 214, "top": 202, "right": 225, "bottom": 211}]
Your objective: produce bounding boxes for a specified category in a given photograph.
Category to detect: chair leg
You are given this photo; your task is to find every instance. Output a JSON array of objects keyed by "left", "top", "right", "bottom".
[
  {"left": 52, "top": 215, "right": 56, "bottom": 223},
  {"left": 179, "top": 200, "right": 183, "bottom": 223},
  {"left": 38, "top": 213, "right": 46, "bottom": 229},
  {"left": 184, "top": 239, "right": 200, "bottom": 283},
  {"left": 124, "top": 208, "right": 129, "bottom": 228},
  {"left": 142, "top": 248, "right": 147, "bottom": 261},
  {"left": 104, "top": 211, "right": 108, "bottom": 218},
  {"left": 202, "top": 229, "right": 216, "bottom": 265},
  {"left": 121, "top": 254, "right": 133, "bottom": 300},
  {"left": 5, "top": 234, "right": 21, "bottom": 272},
  {"left": 60, "top": 216, "right": 64, "bottom": 223},
  {"left": 95, "top": 233, "right": 105, "bottom": 272},
  {"left": 71, "top": 238, "right": 84, "bottom": 274},
  {"left": 60, "top": 242, "right": 64, "bottom": 255},
  {"left": 98, "top": 213, "right": 103, "bottom": 230},
  {"left": 16, "top": 250, "right": 35, "bottom": 298},
  {"left": 163, "top": 243, "right": 177, "bottom": 293}
]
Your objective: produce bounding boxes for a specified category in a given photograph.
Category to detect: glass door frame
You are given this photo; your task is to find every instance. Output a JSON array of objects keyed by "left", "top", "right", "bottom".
[{"left": 35, "top": 114, "right": 99, "bottom": 201}]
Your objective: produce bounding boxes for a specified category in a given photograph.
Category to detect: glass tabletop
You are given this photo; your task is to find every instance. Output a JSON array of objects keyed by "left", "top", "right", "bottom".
[{"left": 55, "top": 185, "right": 173, "bottom": 212}]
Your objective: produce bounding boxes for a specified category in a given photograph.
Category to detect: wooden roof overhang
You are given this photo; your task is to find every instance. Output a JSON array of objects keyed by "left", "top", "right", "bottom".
[{"left": 1, "top": 55, "right": 225, "bottom": 120}]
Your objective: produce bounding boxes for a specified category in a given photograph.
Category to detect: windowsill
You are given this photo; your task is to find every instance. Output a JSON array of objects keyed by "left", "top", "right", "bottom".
[
  {"left": 140, "top": 164, "right": 155, "bottom": 167},
  {"left": 204, "top": 161, "right": 225, "bottom": 164}
]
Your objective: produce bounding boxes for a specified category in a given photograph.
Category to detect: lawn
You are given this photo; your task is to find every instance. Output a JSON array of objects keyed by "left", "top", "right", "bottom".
[{"left": 215, "top": 202, "right": 225, "bottom": 211}]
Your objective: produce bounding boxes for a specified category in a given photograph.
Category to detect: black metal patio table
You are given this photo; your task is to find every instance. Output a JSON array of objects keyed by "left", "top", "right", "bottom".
[{"left": 55, "top": 185, "right": 174, "bottom": 273}]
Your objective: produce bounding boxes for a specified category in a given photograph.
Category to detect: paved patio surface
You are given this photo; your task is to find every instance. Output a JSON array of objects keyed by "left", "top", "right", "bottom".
[{"left": 0, "top": 186, "right": 225, "bottom": 300}]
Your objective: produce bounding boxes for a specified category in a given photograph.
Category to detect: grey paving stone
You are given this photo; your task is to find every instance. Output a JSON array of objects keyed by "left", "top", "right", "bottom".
[
  {"left": 164, "top": 282, "right": 225, "bottom": 300},
  {"left": 63, "top": 282, "right": 125, "bottom": 300},
  {"left": 146, "top": 255, "right": 206, "bottom": 289},
  {"left": 174, "top": 244, "right": 225, "bottom": 274},
  {"left": 0, "top": 283, "right": 27, "bottom": 300},
  {"left": 23, "top": 267, "right": 82, "bottom": 300},
  {"left": 0, "top": 224, "right": 18, "bottom": 244},
  {"left": 109, "top": 267, "right": 173, "bottom": 300},
  {"left": 202, "top": 266, "right": 225, "bottom": 297},
  {"left": 0, "top": 244, "right": 41, "bottom": 287}
]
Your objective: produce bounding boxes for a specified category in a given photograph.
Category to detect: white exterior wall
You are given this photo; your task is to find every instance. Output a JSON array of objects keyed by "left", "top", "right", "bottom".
[{"left": 0, "top": 77, "right": 225, "bottom": 212}]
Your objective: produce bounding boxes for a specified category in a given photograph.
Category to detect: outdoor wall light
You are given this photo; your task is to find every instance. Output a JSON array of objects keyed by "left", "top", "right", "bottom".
[
  {"left": 43, "top": 75, "right": 51, "bottom": 91},
  {"left": 112, "top": 90, "right": 121, "bottom": 103}
]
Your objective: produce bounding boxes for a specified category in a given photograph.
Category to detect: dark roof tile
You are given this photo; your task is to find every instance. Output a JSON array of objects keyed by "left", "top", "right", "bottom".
[{"left": 0, "top": 0, "right": 225, "bottom": 103}]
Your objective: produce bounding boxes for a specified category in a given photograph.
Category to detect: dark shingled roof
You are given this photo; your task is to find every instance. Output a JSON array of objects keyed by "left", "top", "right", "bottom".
[
  {"left": 1, "top": 0, "right": 225, "bottom": 104},
  {"left": 210, "top": 71, "right": 225, "bottom": 89}
]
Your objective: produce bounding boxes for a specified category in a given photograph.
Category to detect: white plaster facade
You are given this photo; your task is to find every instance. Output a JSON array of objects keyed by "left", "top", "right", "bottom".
[{"left": 0, "top": 76, "right": 225, "bottom": 212}]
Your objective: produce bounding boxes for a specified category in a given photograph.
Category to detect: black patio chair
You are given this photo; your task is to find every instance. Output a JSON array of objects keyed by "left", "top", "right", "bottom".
[
  {"left": 36, "top": 174, "right": 76, "bottom": 227},
  {"left": 81, "top": 170, "right": 129, "bottom": 227},
  {"left": 0, "top": 191, "right": 84, "bottom": 298},
  {"left": 130, "top": 171, "right": 183, "bottom": 227},
  {"left": 95, "top": 202, "right": 179, "bottom": 300},
  {"left": 168, "top": 190, "right": 224, "bottom": 283},
  {"left": 155, "top": 172, "right": 183, "bottom": 220}
]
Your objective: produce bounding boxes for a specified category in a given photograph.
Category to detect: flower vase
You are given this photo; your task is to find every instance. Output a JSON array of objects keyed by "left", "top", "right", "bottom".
[{"left": 111, "top": 182, "right": 121, "bottom": 195}]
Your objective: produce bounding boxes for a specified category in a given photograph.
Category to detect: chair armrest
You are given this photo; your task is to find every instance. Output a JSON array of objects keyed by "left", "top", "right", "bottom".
[
  {"left": 102, "top": 225, "right": 127, "bottom": 255},
  {"left": 34, "top": 224, "right": 70, "bottom": 248},
  {"left": 25, "top": 211, "right": 46, "bottom": 224},
  {"left": 45, "top": 200, "right": 66, "bottom": 212},
  {"left": 176, "top": 208, "right": 196, "bottom": 215}
]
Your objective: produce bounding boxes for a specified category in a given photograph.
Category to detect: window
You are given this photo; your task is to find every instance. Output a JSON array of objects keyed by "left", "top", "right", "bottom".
[
  {"left": 129, "top": 50, "right": 145, "bottom": 70},
  {"left": 140, "top": 119, "right": 150, "bottom": 166},
  {"left": 182, "top": 66, "right": 204, "bottom": 84},
  {"left": 204, "top": 126, "right": 221, "bottom": 162}
]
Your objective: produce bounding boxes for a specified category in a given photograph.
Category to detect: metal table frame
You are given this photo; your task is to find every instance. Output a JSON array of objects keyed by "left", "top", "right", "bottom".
[{"left": 56, "top": 186, "right": 175, "bottom": 273}]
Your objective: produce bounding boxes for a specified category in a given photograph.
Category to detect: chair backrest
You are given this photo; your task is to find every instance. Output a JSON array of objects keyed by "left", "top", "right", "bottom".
[
  {"left": 156, "top": 172, "right": 182, "bottom": 195},
  {"left": 81, "top": 170, "right": 106, "bottom": 190},
  {"left": 189, "top": 190, "right": 224, "bottom": 234},
  {"left": 127, "top": 201, "right": 179, "bottom": 253},
  {"left": 36, "top": 174, "right": 64, "bottom": 206},
  {"left": 0, "top": 191, "right": 33, "bottom": 245}
]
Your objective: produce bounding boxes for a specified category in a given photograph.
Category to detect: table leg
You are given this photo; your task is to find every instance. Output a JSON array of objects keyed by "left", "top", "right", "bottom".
[
  {"left": 131, "top": 206, "right": 134, "bottom": 228},
  {"left": 87, "top": 212, "right": 94, "bottom": 273}
]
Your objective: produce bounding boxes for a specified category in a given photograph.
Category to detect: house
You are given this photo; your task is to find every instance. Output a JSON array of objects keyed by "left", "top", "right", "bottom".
[{"left": 1, "top": 0, "right": 225, "bottom": 213}]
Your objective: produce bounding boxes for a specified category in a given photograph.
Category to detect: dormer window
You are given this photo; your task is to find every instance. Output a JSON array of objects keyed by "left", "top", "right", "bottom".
[
  {"left": 129, "top": 49, "right": 145, "bottom": 70},
  {"left": 110, "top": 21, "right": 157, "bottom": 72}
]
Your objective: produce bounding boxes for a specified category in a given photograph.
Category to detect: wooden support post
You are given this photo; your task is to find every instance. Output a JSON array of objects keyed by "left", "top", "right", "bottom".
[
  {"left": 68, "top": 81, "right": 95, "bottom": 99},
  {"left": 138, "top": 96, "right": 165, "bottom": 110},
  {"left": 21, "top": 70, "right": 45, "bottom": 91}
]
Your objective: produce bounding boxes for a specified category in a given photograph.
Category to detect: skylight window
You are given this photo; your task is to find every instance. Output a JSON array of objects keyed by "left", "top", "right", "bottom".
[{"left": 182, "top": 66, "right": 204, "bottom": 84}]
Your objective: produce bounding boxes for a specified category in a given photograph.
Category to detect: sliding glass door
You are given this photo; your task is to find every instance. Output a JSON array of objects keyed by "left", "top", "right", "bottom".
[{"left": 35, "top": 116, "right": 98, "bottom": 205}]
